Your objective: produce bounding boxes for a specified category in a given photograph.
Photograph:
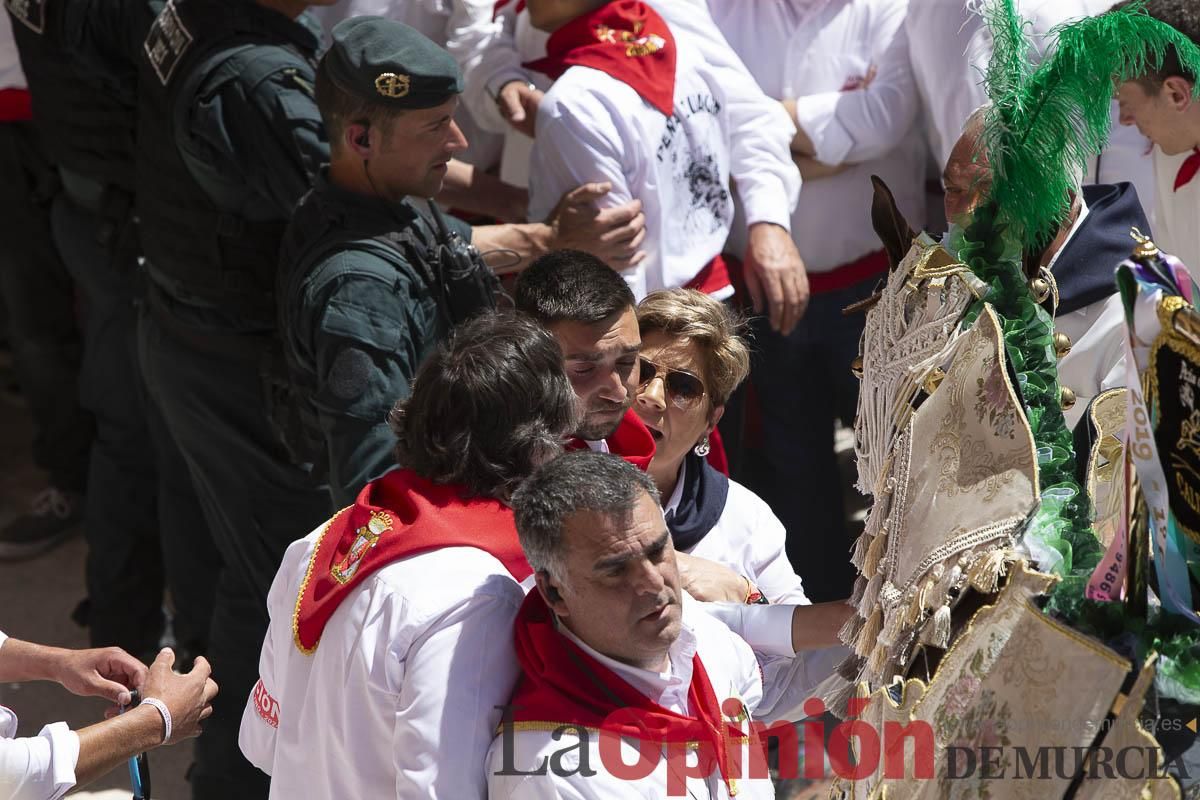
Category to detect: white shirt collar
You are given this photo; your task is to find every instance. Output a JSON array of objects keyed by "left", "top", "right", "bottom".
[
  {"left": 663, "top": 458, "right": 687, "bottom": 518},
  {"left": 584, "top": 438, "right": 611, "bottom": 454},
  {"left": 556, "top": 598, "right": 699, "bottom": 714},
  {"left": 1045, "top": 193, "right": 1091, "bottom": 272}
]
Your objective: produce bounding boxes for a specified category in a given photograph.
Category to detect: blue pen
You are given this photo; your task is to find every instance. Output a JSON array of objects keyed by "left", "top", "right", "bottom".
[{"left": 119, "top": 689, "right": 151, "bottom": 800}]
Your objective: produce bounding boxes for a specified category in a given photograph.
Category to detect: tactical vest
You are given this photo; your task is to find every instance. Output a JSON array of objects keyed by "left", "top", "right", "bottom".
[
  {"left": 268, "top": 188, "right": 446, "bottom": 471},
  {"left": 135, "top": 0, "right": 318, "bottom": 319},
  {"left": 5, "top": 0, "right": 136, "bottom": 193}
]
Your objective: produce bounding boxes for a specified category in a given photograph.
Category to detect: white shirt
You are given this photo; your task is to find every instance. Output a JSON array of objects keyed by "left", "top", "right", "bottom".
[
  {"left": 0, "top": 11, "right": 26, "bottom": 92},
  {"left": 309, "top": 0, "right": 503, "bottom": 169},
  {"left": 1152, "top": 147, "right": 1200, "bottom": 275},
  {"left": 665, "top": 462, "right": 808, "bottom": 605},
  {"left": 711, "top": 0, "right": 927, "bottom": 272},
  {"left": 485, "top": 596, "right": 774, "bottom": 799},
  {"left": 528, "top": 15, "right": 797, "bottom": 298},
  {"left": 238, "top": 530, "right": 527, "bottom": 800},
  {"left": 905, "top": 0, "right": 1157, "bottom": 222},
  {"left": 0, "top": 633, "right": 80, "bottom": 800}
]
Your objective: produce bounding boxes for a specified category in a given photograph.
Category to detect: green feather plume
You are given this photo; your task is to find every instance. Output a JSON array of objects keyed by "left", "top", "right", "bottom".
[{"left": 982, "top": 0, "right": 1200, "bottom": 253}]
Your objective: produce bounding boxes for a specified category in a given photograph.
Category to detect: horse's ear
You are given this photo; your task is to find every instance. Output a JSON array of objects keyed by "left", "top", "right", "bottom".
[{"left": 870, "top": 175, "right": 916, "bottom": 271}]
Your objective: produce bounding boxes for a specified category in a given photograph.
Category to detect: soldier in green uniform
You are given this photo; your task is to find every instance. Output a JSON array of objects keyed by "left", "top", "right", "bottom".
[
  {"left": 5, "top": 0, "right": 218, "bottom": 664},
  {"left": 63, "top": 1, "right": 336, "bottom": 796},
  {"left": 279, "top": 15, "right": 648, "bottom": 507}
]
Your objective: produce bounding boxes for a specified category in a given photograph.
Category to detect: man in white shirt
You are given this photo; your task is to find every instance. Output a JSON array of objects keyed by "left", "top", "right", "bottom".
[
  {"left": 238, "top": 313, "right": 580, "bottom": 799},
  {"left": 520, "top": 0, "right": 807, "bottom": 336},
  {"left": 1116, "top": 0, "right": 1200, "bottom": 271},
  {"left": 488, "top": 450, "right": 846, "bottom": 798},
  {"left": 707, "top": 0, "right": 923, "bottom": 604},
  {"left": 0, "top": 636, "right": 215, "bottom": 800},
  {"left": 908, "top": 0, "right": 1157, "bottom": 220},
  {"left": 942, "top": 109, "right": 1150, "bottom": 429}
]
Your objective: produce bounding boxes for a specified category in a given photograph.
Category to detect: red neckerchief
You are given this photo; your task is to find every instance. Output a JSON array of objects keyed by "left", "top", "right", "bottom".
[
  {"left": 492, "top": 0, "right": 525, "bottom": 20},
  {"left": 524, "top": 0, "right": 676, "bottom": 117},
  {"left": 507, "top": 591, "right": 757, "bottom": 792},
  {"left": 567, "top": 408, "right": 656, "bottom": 471},
  {"left": 1175, "top": 147, "right": 1200, "bottom": 192},
  {"left": 293, "top": 469, "right": 531, "bottom": 653}
]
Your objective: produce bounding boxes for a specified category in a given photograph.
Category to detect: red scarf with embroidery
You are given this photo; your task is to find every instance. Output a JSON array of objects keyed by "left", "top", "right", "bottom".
[
  {"left": 524, "top": 0, "right": 676, "bottom": 117},
  {"left": 566, "top": 408, "right": 657, "bottom": 471},
  {"left": 507, "top": 591, "right": 755, "bottom": 791},
  {"left": 293, "top": 469, "right": 532, "bottom": 652}
]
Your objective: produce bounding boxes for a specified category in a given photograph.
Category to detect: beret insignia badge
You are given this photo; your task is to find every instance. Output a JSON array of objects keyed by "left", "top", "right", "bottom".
[{"left": 375, "top": 72, "right": 411, "bottom": 98}]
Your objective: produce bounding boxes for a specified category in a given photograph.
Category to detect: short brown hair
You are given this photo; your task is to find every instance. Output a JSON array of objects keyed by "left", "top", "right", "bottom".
[
  {"left": 315, "top": 53, "right": 405, "bottom": 154},
  {"left": 1114, "top": 0, "right": 1199, "bottom": 91},
  {"left": 388, "top": 312, "right": 578, "bottom": 500},
  {"left": 635, "top": 289, "right": 750, "bottom": 407}
]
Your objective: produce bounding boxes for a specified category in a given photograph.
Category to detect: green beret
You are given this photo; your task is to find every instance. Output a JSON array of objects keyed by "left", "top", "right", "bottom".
[{"left": 325, "top": 16, "right": 463, "bottom": 109}]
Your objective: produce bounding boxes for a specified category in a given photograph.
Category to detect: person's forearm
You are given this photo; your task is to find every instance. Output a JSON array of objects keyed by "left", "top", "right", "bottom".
[
  {"left": 437, "top": 160, "right": 528, "bottom": 223},
  {"left": 0, "top": 638, "right": 64, "bottom": 683},
  {"left": 791, "top": 601, "right": 854, "bottom": 652},
  {"left": 73, "top": 705, "right": 164, "bottom": 789},
  {"left": 471, "top": 222, "right": 551, "bottom": 275},
  {"left": 795, "top": 154, "right": 851, "bottom": 180},
  {"left": 780, "top": 99, "right": 815, "bottom": 156}
]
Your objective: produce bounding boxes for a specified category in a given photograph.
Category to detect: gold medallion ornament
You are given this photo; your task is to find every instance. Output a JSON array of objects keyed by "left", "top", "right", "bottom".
[
  {"left": 374, "top": 72, "right": 411, "bottom": 98},
  {"left": 593, "top": 20, "right": 666, "bottom": 58}
]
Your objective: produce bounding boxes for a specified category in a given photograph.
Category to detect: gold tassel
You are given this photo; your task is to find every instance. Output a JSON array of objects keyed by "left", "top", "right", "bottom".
[
  {"left": 931, "top": 604, "right": 952, "bottom": 649},
  {"left": 855, "top": 608, "right": 882, "bottom": 657},
  {"left": 863, "top": 531, "right": 887, "bottom": 577},
  {"left": 968, "top": 549, "right": 1010, "bottom": 594}
]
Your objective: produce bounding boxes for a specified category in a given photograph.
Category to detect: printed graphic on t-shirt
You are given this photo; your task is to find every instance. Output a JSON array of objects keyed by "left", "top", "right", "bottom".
[{"left": 656, "top": 91, "right": 729, "bottom": 236}]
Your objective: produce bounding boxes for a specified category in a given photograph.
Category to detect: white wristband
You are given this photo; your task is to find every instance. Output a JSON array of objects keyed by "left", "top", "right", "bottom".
[{"left": 140, "top": 697, "right": 172, "bottom": 744}]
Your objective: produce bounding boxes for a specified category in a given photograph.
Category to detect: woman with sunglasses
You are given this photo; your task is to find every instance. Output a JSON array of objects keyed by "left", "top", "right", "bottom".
[{"left": 634, "top": 289, "right": 809, "bottom": 604}]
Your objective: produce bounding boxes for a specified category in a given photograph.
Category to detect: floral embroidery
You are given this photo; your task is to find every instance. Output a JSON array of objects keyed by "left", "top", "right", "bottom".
[{"left": 975, "top": 362, "right": 1016, "bottom": 439}]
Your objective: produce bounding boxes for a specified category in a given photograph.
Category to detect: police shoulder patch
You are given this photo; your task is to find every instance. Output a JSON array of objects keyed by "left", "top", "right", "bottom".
[
  {"left": 143, "top": 0, "right": 193, "bottom": 86},
  {"left": 5, "top": 0, "right": 46, "bottom": 34}
]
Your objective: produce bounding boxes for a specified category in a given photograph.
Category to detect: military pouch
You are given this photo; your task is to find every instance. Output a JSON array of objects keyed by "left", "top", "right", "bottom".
[{"left": 424, "top": 201, "right": 500, "bottom": 325}]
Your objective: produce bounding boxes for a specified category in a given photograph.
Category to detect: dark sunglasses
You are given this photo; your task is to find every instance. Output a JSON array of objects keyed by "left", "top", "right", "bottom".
[{"left": 637, "top": 357, "right": 706, "bottom": 409}]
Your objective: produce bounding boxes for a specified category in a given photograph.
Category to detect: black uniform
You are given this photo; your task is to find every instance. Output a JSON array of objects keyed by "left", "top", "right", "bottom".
[{"left": 68, "top": 1, "right": 332, "bottom": 796}]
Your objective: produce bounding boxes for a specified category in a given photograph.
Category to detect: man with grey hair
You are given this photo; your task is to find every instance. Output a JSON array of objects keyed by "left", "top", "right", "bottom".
[
  {"left": 943, "top": 107, "right": 1152, "bottom": 429},
  {"left": 487, "top": 451, "right": 849, "bottom": 798}
]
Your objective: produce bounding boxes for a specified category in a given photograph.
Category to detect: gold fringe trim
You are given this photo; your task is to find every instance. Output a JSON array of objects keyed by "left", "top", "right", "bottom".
[
  {"left": 291, "top": 506, "right": 353, "bottom": 656},
  {"left": 968, "top": 548, "right": 1011, "bottom": 594}
]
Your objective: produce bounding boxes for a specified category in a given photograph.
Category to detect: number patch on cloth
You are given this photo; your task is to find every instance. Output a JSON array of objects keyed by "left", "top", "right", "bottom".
[
  {"left": 143, "top": 0, "right": 193, "bottom": 86},
  {"left": 5, "top": 0, "right": 46, "bottom": 34}
]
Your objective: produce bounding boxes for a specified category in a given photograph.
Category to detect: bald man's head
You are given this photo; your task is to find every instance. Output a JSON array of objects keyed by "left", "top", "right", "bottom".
[{"left": 942, "top": 109, "right": 992, "bottom": 225}]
